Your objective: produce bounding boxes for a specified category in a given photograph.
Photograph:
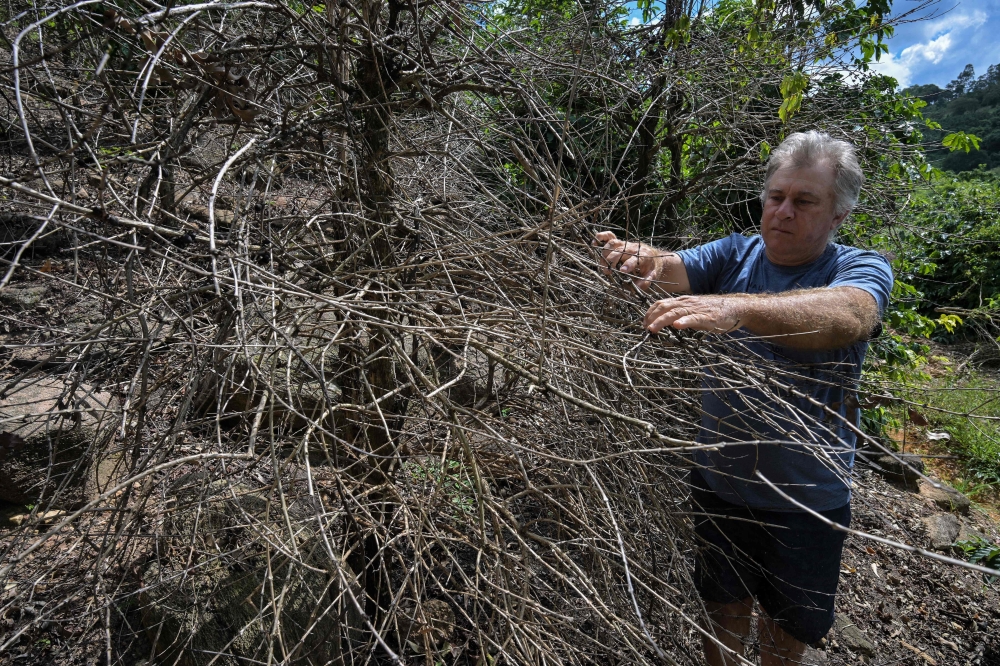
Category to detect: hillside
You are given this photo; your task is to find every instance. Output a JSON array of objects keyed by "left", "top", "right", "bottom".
[{"left": 905, "top": 64, "right": 1000, "bottom": 172}]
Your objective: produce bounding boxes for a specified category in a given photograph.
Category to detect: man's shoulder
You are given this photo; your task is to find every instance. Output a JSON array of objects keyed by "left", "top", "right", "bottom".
[
  {"left": 692, "top": 232, "right": 761, "bottom": 258},
  {"left": 722, "top": 232, "right": 761, "bottom": 249},
  {"left": 829, "top": 243, "right": 893, "bottom": 271}
]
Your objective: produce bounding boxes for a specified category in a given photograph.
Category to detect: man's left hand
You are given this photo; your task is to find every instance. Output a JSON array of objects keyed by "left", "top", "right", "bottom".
[{"left": 644, "top": 295, "right": 742, "bottom": 334}]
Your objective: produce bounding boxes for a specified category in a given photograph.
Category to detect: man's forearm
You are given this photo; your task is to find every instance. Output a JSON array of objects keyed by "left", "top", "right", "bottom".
[{"left": 729, "top": 287, "right": 879, "bottom": 350}]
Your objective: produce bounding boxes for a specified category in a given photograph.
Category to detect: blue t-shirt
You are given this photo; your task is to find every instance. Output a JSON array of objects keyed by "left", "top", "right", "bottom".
[{"left": 676, "top": 234, "right": 893, "bottom": 511}]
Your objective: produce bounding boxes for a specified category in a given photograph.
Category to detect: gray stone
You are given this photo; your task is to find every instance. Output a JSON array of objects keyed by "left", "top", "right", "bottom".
[
  {"left": 0, "top": 286, "right": 47, "bottom": 310},
  {"left": 833, "top": 615, "right": 875, "bottom": 657},
  {"left": 0, "top": 378, "right": 117, "bottom": 506},
  {"left": 921, "top": 513, "right": 960, "bottom": 550},
  {"left": 958, "top": 519, "right": 987, "bottom": 544},
  {"left": 919, "top": 479, "right": 971, "bottom": 515},
  {"left": 140, "top": 480, "right": 363, "bottom": 666},
  {"left": 869, "top": 453, "right": 925, "bottom": 485},
  {"left": 400, "top": 599, "right": 455, "bottom": 650},
  {"left": 801, "top": 646, "right": 830, "bottom": 664}
]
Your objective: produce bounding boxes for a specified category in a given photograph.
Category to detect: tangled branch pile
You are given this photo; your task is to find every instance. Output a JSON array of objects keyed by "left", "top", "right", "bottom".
[{"left": 0, "top": 0, "right": 933, "bottom": 664}]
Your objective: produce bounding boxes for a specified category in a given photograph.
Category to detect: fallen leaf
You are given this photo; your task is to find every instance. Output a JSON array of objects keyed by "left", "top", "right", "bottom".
[{"left": 908, "top": 409, "right": 929, "bottom": 427}]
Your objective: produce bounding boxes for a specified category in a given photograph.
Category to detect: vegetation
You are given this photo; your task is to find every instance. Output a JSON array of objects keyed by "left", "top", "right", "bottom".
[
  {"left": 905, "top": 63, "right": 1000, "bottom": 171},
  {"left": 3, "top": 0, "right": 1000, "bottom": 664}
]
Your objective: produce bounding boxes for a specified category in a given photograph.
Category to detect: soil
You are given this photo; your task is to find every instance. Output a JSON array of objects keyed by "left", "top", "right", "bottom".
[{"left": 824, "top": 468, "right": 1000, "bottom": 665}]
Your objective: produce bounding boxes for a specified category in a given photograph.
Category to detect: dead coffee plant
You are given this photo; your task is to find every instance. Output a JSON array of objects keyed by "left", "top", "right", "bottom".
[{"left": 0, "top": 0, "right": 961, "bottom": 664}]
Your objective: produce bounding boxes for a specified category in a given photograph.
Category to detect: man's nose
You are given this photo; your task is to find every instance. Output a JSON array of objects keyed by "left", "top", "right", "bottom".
[{"left": 776, "top": 198, "right": 795, "bottom": 220}]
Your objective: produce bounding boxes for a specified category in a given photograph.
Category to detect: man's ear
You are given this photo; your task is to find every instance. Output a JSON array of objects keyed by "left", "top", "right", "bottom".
[{"left": 831, "top": 209, "right": 849, "bottom": 230}]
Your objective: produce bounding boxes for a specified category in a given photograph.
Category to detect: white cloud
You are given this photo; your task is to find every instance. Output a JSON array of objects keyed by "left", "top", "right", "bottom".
[
  {"left": 921, "top": 9, "right": 987, "bottom": 39},
  {"left": 871, "top": 33, "right": 954, "bottom": 88},
  {"left": 900, "top": 32, "right": 952, "bottom": 65},
  {"left": 867, "top": 7, "right": 990, "bottom": 89}
]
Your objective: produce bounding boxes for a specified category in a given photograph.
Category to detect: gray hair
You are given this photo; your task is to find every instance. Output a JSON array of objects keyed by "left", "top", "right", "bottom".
[{"left": 760, "top": 131, "right": 864, "bottom": 218}]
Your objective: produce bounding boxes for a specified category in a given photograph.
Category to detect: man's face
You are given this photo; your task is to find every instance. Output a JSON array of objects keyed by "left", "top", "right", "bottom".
[{"left": 760, "top": 162, "right": 847, "bottom": 266}]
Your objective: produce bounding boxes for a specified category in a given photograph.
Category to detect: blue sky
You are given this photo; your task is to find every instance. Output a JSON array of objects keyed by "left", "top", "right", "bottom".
[{"left": 871, "top": 1, "right": 1000, "bottom": 88}]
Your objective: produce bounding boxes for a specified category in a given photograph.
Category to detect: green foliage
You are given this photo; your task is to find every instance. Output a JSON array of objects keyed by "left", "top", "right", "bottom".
[
  {"left": 895, "top": 169, "right": 1000, "bottom": 311},
  {"left": 927, "top": 376, "right": 1000, "bottom": 488},
  {"left": 403, "top": 459, "right": 476, "bottom": 516},
  {"left": 942, "top": 131, "right": 981, "bottom": 153},
  {"left": 778, "top": 71, "right": 809, "bottom": 122},
  {"left": 904, "top": 62, "right": 1000, "bottom": 172},
  {"left": 954, "top": 537, "right": 1000, "bottom": 583}
]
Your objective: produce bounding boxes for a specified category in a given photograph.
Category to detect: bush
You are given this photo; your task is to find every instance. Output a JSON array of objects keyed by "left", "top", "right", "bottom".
[{"left": 896, "top": 168, "right": 1000, "bottom": 313}]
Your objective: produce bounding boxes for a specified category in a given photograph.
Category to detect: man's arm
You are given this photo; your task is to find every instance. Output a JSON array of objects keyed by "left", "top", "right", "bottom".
[
  {"left": 593, "top": 231, "right": 691, "bottom": 294},
  {"left": 643, "top": 287, "right": 880, "bottom": 350}
]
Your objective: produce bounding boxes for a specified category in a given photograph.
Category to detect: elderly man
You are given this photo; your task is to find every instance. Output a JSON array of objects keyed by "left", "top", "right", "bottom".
[{"left": 595, "top": 131, "right": 893, "bottom": 665}]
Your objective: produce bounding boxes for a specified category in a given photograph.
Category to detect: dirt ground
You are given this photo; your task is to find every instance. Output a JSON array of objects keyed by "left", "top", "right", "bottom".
[{"left": 824, "top": 468, "right": 1000, "bottom": 666}]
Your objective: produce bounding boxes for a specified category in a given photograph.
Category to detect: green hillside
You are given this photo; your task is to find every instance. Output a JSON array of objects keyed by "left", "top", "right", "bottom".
[{"left": 905, "top": 64, "right": 1000, "bottom": 172}]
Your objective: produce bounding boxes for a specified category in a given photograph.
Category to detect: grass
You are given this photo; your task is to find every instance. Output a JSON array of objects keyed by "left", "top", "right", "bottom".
[{"left": 921, "top": 372, "right": 1000, "bottom": 490}]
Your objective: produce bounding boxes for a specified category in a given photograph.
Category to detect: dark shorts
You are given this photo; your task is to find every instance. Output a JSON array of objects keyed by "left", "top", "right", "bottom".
[{"left": 689, "top": 470, "right": 850, "bottom": 645}]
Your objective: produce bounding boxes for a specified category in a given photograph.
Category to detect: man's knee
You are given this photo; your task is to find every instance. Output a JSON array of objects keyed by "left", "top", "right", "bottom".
[
  {"left": 758, "top": 612, "right": 808, "bottom": 666},
  {"left": 706, "top": 597, "right": 753, "bottom": 634}
]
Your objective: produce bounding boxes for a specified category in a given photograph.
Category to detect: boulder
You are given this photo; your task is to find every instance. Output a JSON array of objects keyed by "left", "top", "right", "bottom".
[
  {"left": 921, "top": 513, "right": 960, "bottom": 551},
  {"left": 866, "top": 453, "right": 925, "bottom": 486},
  {"left": 958, "top": 519, "right": 987, "bottom": 544},
  {"left": 140, "top": 479, "right": 363, "bottom": 666},
  {"left": 400, "top": 598, "right": 456, "bottom": 650},
  {"left": 0, "top": 285, "right": 48, "bottom": 310},
  {"left": 918, "top": 479, "right": 971, "bottom": 515},
  {"left": 833, "top": 615, "right": 875, "bottom": 657},
  {"left": 0, "top": 378, "right": 117, "bottom": 506}
]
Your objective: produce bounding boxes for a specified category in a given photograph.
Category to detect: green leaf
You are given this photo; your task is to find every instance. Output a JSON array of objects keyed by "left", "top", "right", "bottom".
[
  {"left": 777, "top": 71, "right": 808, "bottom": 123},
  {"left": 942, "top": 131, "right": 981, "bottom": 153},
  {"left": 759, "top": 140, "right": 771, "bottom": 162}
]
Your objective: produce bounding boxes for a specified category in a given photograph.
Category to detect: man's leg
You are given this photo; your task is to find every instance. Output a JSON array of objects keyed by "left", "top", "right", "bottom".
[
  {"left": 703, "top": 598, "right": 753, "bottom": 666},
  {"left": 758, "top": 611, "right": 807, "bottom": 666},
  {"left": 754, "top": 501, "right": 850, "bottom": 666}
]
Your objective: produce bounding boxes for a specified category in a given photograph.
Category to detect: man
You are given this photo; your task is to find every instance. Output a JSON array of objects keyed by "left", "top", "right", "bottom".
[{"left": 594, "top": 131, "right": 893, "bottom": 665}]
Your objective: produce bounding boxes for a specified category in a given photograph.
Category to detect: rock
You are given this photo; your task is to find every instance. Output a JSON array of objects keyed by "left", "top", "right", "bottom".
[
  {"left": 0, "top": 285, "right": 48, "bottom": 310},
  {"left": 958, "top": 519, "right": 987, "bottom": 543},
  {"left": 918, "top": 479, "right": 971, "bottom": 515},
  {"left": 833, "top": 615, "right": 875, "bottom": 657},
  {"left": 76, "top": 187, "right": 89, "bottom": 199},
  {"left": 801, "top": 646, "right": 830, "bottom": 664},
  {"left": 140, "top": 480, "right": 363, "bottom": 666},
  {"left": 274, "top": 195, "right": 288, "bottom": 208},
  {"left": 0, "top": 378, "right": 117, "bottom": 506},
  {"left": 868, "top": 453, "right": 925, "bottom": 485},
  {"left": 9, "top": 509, "right": 67, "bottom": 527},
  {"left": 182, "top": 203, "right": 236, "bottom": 226},
  {"left": 921, "top": 513, "right": 960, "bottom": 550},
  {"left": 401, "top": 599, "right": 455, "bottom": 649}
]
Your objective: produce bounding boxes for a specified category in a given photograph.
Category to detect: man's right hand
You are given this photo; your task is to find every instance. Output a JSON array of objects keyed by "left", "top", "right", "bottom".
[{"left": 593, "top": 231, "right": 662, "bottom": 292}]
